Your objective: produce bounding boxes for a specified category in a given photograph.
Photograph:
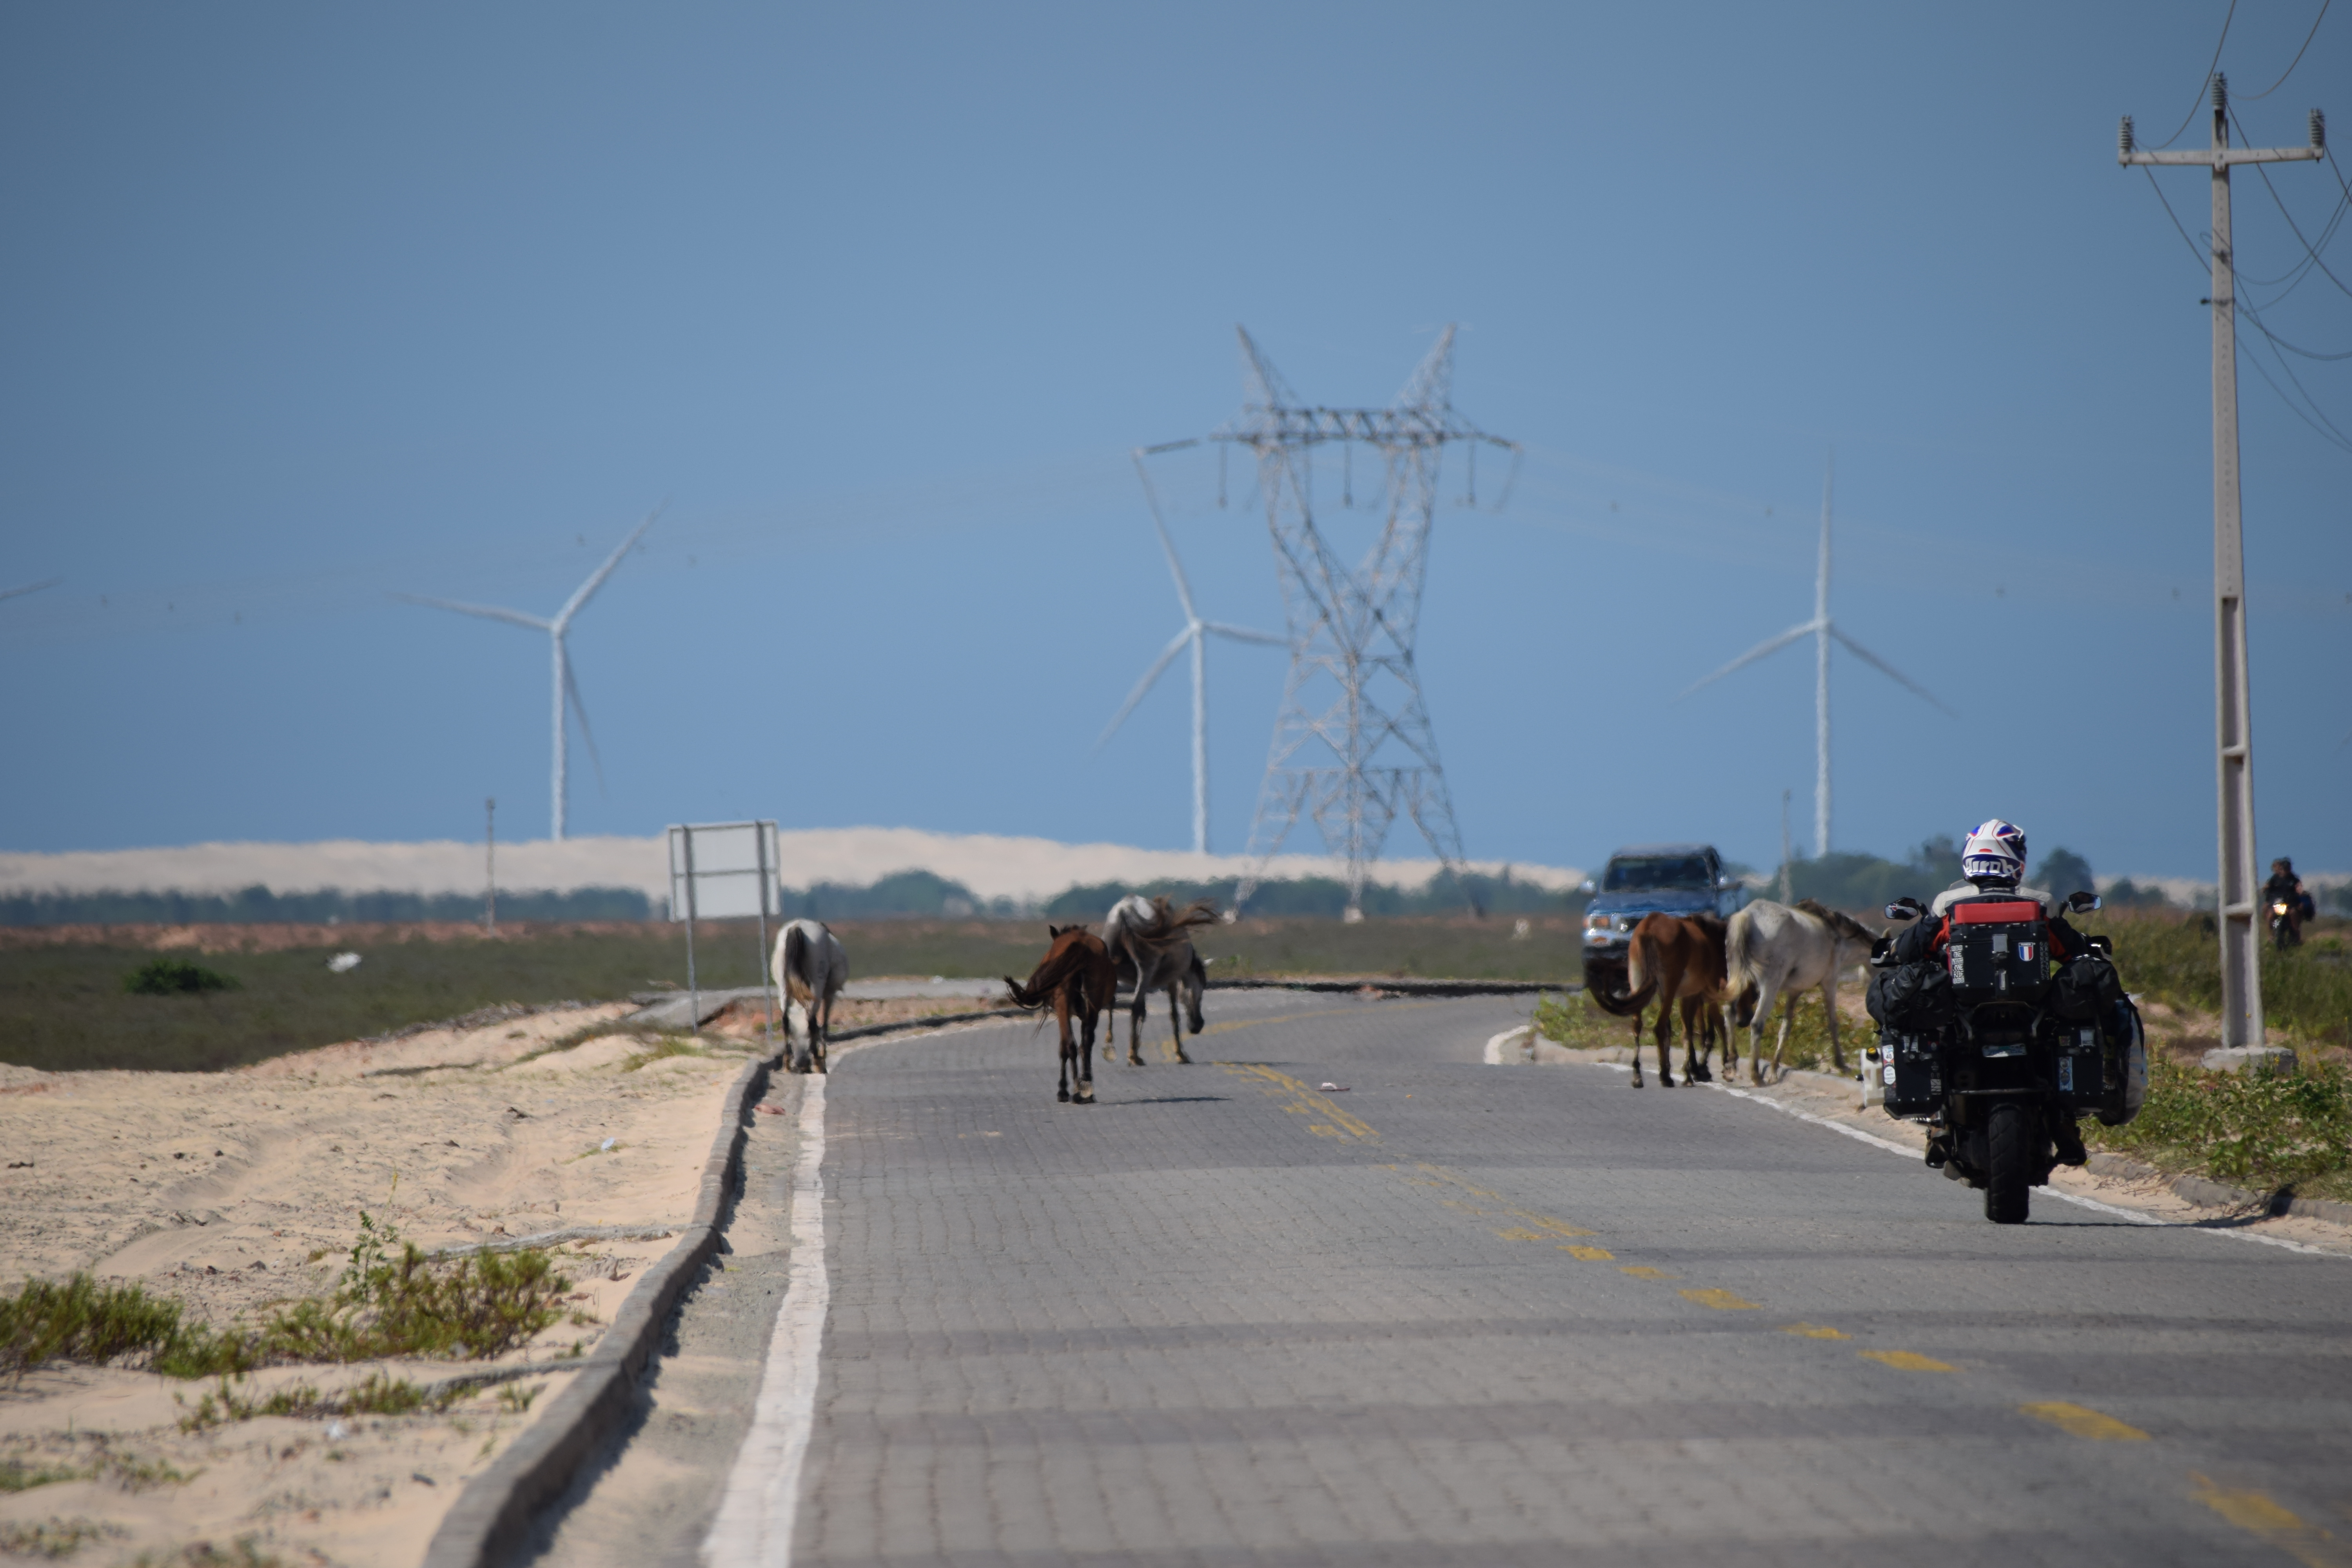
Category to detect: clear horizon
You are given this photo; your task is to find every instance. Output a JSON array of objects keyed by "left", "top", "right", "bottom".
[{"left": 3, "top": 4, "right": 2347, "bottom": 884}]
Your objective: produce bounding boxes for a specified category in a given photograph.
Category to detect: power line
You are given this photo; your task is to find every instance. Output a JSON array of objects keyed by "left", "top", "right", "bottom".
[
  {"left": 2151, "top": 0, "right": 2239, "bottom": 148},
  {"left": 2241, "top": 0, "right": 2332, "bottom": 98},
  {"left": 2233, "top": 108, "right": 2352, "bottom": 302}
]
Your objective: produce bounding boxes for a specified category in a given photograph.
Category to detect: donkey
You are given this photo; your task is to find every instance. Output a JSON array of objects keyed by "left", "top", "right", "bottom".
[
  {"left": 1604, "top": 912, "right": 1730, "bottom": 1088},
  {"left": 1003, "top": 924, "right": 1118, "bottom": 1103},
  {"left": 771, "top": 919, "right": 848, "bottom": 1075},
  {"left": 1102, "top": 895, "right": 1215, "bottom": 1065},
  {"left": 1724, "top": 898, "right": 1878, "bottom": 1085}
]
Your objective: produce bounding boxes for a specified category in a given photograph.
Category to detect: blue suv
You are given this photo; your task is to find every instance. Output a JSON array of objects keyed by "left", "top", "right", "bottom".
[{"left": 1580, "top": 843, "right": 1748, "bottom": 995}]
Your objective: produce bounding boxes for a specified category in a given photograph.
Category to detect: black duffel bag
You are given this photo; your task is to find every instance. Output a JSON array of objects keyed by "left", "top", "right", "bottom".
[
  {"left": 2048, "top": 952, "right": 2125, "bottom": 1022},
  {"left": 1867, "top": 959, "right": 1953, "bottom": 1033}
]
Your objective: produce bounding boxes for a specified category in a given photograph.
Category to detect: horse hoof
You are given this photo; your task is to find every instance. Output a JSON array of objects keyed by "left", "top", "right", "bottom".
[
  {"left": 1058, "top": 1088, "right": 1071, "bottom": 1102},
  {"left": 1174, "top": 1051, "right": 1192, "bottom": 1065}
]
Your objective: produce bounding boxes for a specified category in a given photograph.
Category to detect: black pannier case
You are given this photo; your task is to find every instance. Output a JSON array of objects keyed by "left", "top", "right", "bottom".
[
  {"left": 1945, "top": 898, "right": 2051, "bottom": 1001},
  {"left": 1879, "top": 1029, "right": 1942, "bottom": 1118}
]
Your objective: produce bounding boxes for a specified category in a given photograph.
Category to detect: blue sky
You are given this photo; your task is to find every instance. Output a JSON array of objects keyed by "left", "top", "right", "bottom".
[{"left": 2, "top": 2, "right": 2347, "bottom": 884}]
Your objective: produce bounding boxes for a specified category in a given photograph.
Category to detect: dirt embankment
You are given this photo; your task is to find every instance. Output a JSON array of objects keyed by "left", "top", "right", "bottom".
[{"left": 0, "top": 1003, "right": 756, "bottom": 1566}]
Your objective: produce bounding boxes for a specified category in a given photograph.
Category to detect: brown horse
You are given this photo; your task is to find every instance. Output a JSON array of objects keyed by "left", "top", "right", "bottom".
[
  {"left": 1599, "top": 912, "right": 1730, "bottom": 1087},
  {"left": 1003, "top": 924, "right": 1118, "bottom": 1103}
]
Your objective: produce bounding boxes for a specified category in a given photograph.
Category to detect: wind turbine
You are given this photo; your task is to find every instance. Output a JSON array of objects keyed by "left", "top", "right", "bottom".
[
  {"left": 1681, "top": 459, "right": 1951, "bottom": 859},
  {"left": 395, "top": 510, "right": 657, "bottom": 840},
  {"left": 1097, "top": 453, "right": 1284, "bottom": 854}
]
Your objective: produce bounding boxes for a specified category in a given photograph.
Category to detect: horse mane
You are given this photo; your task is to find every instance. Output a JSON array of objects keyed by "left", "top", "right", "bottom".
[
  {"left": 1795, "top": 898, "right": 1877, "bottom": 944},
  {"left": 1126, "top": 896, "right": 1220, "bottom": 951}
]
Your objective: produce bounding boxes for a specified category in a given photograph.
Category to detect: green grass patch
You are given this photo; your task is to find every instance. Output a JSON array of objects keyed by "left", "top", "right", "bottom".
[
  {"left": 123, "top": 958, "right": 238, "bottom": 996},
  {"left": 0, "top": 1449, "right": 193, "bottom": 1494},
  {"left": 0, "top": 1517, "right": 126, "bottom": 1559},
  {"left": 1532, "top": 987, "right": 1856, "bottom": 1075},
  {"left": 175, "top": 1370, "right": 462, "bottom": 1432},
  {"left": 131, "top": 1537, "right": 283, "bottom": 1568},
  {"left": 621, "top": 1036, "right": 708, "bottom": 1072},
  {"left": 0, "top": 1275, "right": 257, "bottom": 1381},
  {"left": 2090, "top": 1054, "right": 2352, "bottom": 1200},
  {"left": 3, "top": 1211, "right": 583, "bottom": 1382},
  {"left": 2076, "top": 912, "right": 2352, "bottom": 1049}
]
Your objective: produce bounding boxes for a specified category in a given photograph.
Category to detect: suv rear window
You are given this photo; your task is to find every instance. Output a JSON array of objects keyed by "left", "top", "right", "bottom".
[{"left": 1603, "top": 855, "right": 1714, "bottom": 892}]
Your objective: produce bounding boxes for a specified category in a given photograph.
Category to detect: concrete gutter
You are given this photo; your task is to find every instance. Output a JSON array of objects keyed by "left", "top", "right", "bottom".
[{"left": 420, "top": 1048, "right": 777, "bottom": 1568}]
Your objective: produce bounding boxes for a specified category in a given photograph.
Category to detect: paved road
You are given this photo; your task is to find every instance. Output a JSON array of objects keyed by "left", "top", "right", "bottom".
[{"left": 581, "top": 992, "right": 2352, "bottom": 1566}]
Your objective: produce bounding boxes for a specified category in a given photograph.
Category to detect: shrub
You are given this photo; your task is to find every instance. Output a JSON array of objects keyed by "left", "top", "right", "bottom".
[
  {"left": 256, "top": 1210, "right": 579, "bottom": 1363},
  {"left": 0, "top": 1275, "right": 253, "bottom": 1379},
  {"left": 2091, "top": 1055, "right": 2352, "bottom": 1192},
  {"left": 123, "top": 959, "right": 238, "bottom": 996}
]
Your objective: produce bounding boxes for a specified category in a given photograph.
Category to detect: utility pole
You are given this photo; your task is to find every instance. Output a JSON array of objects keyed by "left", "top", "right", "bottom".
[
  {"left": 484, "top": 797, "right": 497, "bottom": 933},
  {"left": 1779, "top": 789, "right": 1793, "bottom": 905},
  {"left": 2119, "top": 75, "right": 2325, "bottom": 1049}
]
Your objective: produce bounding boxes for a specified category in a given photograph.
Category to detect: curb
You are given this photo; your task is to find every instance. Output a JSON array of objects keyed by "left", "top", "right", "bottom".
[
  {"left": 2085, "top": 1151, "right": 2352, "bottom": 1227},
  {"left": 420, "top": 1048, "right": 778, "bottom": 1568}
]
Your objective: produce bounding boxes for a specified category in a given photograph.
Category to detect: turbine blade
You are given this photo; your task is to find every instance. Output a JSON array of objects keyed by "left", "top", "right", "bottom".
[
  {"left": 1829, "top": 625, "right": 1956, "bottom": 717},
  {"left": 563, "top": 651, "right": 608, "bottom": 796},
  {"left": 390, "top": 592, "right": 549, "bottom": 632},
  {"left": 1094, "top": 627, "right": 1193, "bottom": 751},
  {"left": 1391, "top": 324, "right": 1457, "bottom": 412},
  {"left": 1203, "top": 621, "right": 1286, "bottom": 647},
  {"left": 556, "top": 504, "right": 662, "bottom": 628},
  {"left": 0, "top": 577, "right": 63, "bottom": 605},
  {"left": 1677, "top": 621, "right": 1819, "bottom": 699},
  {"left": 1131, "top": 451, "right": 1196, "bottom": 621}
]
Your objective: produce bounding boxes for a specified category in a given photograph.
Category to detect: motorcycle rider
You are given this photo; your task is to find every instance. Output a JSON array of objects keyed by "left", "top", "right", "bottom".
[
  {"left": 1891, "top": 818, "right": 2092, "bottom": 964},
  {"left": 1890, "top": 818, "right": 2093, "bottom": 1167},
  {"left": 2265, "top": 857, "right": 2314, "bottom": 947}
]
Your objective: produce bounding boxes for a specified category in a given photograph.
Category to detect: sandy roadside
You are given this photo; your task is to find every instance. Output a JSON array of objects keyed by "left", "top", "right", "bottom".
[
  {"left": 1496, "top": 1026, "right": 2352, "bottom": 1258},
  {"left": 0, "top": 1004, "right": 760, "bottom": 1567}
]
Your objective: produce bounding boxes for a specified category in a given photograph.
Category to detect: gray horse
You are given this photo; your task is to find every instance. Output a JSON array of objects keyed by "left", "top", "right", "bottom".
[
  {"left": 770, "top": 918, "right": 848, "bottom": 1074},
  {"left": 1724, "top": 898, "right": 1877, "bottom": 1086},
  {"left": 1101, "top": 895, "right": 1214, "bottom": 1065}
]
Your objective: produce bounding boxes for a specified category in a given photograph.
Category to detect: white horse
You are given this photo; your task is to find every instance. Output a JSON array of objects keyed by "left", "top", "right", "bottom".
[
  {"left": 770, "top": 919, "right": 848, "bottom": 1074},
  {"left": 1724, "top": 898, "right": 1878, "bottom": 1086},
  {"left": 1101, "top": 895, "right": 1214, "bottom": 1065}
]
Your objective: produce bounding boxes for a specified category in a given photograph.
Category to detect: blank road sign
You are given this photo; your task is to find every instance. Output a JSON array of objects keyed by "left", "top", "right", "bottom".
[{"left": 667, "top": 821, "right": 779, "bottom": 921}]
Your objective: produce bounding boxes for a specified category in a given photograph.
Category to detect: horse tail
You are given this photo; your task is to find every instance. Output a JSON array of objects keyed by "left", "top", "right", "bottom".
[
  {"left": 1725, "top": 907, "right": 1757, "bottom": 987},
  {"left": 782, "top": 922, "right": 814, "bottom": 1006}
]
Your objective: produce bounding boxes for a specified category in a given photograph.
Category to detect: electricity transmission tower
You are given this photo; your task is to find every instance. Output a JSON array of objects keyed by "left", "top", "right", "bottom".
[
  {"left": 2118, "top": 75, "right": 2325, "bottom": 1050},
  {"left": 1143, "top": 326, "right": 1519, "bottom": 920}
]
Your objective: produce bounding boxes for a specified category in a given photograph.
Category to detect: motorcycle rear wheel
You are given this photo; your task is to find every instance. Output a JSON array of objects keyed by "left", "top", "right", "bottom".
[{"left": 1984, "top": 1102, "right": 2031, "bottom": 1225}]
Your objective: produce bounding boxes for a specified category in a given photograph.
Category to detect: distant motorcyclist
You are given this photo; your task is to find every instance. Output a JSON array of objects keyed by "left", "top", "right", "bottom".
[
  {"left": 2265, "top": 857, "right": 2315, "bottom": 947},
  {"left": 1891, "top": 818, "right": 2091, "bottom": 966}
]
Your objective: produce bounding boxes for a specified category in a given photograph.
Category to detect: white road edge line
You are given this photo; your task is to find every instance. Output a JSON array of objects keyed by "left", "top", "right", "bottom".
[
  {"left": 1481, "top": 1026, "right": 1525, "bottom": 1066},
  {"left": 1508, "top": 1042, "right": 2344, "bottom": 1259},
  {"left": 702, "top": 1075, "right": 830, "bottom": 1567}
]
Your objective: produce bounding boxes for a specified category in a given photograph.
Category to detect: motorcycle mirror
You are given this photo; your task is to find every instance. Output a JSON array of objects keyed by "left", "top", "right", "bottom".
[
  {"left": 2067, "top": 890, "right": 2102, "bottom": 913},
  {"left": 1884, "top": 898, "right": 1923, "bottom": 921}
]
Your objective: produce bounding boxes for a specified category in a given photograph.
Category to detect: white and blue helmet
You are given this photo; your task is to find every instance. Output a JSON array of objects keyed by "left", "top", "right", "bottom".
[{"left": 1962, "top": 818, "right": 2027, "bottom": 884}]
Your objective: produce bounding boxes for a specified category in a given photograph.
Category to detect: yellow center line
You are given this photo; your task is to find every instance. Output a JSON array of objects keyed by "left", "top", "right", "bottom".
[
  {"left": 1619, "top": 1265, "right": 1676, "bottom": 1279},
  {"left": 1858, "top": 1349, "right": 1957, "bottom": 1373},
  {"left": 2021, "top": 1402, "right": 2150, "bottom": 1442},
  {"left": 1680, "top": 1288, "right": 1762, "bottom": 1311},
  {"left": 2192, "top": 1475, "right": 2350, "bottom": 1567},
  {"left": 1780, "top": 1322, "right": 1849, "bottom": 1340},
  {"left": 1220, "top": 1063, "right": 1377, "bottom": 1140},
  {"left": 1560, "top": 1245, "right": 1613, "bottom": 1260}
]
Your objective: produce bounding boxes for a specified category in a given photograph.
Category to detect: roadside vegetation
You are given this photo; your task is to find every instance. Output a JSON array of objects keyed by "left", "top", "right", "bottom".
[{"left": 0, "top": 1210, "right": 585, "bottom": 1399}]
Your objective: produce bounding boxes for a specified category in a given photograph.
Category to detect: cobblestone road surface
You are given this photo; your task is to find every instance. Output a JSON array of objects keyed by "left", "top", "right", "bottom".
[{"left": 745, "top": 992, "right": 2352, "bottom": 1566}]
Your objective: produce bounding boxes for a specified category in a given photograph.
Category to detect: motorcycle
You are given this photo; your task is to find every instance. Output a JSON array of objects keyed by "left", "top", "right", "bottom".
[
  {"left": 2270, "top": 896, "right": 2302, "bottom": 951},
  {"left": 1865, "top": 888, "right": 2145, "bottom": 1225}
]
